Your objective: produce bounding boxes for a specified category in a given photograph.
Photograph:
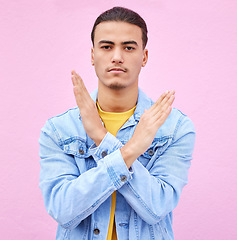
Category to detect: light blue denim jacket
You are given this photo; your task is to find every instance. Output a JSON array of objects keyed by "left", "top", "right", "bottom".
[{"left": 39, "top": 89, "right": 195, "bottom": 240}]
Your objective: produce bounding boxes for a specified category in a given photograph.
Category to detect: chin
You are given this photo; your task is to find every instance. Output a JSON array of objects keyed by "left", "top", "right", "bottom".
[{"left": 108, "top": 83, "right": 126, "bottom": 90}]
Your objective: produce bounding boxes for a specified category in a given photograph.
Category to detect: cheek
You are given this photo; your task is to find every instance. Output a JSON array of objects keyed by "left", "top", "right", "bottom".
[
  {"left": 130, "top": 58, "right": 143, "bottom": 73},
  {"left": 94, "top": 54, "right": 106, "bottom": 69},
  {"left": 131, "top": 53, "right": 144, "bottom": 65},
  {"left": 93, "top": 55, "right": 102, "bottom": 68},
  {"left": 94, "top": 64, "right": 102, "bottom": 77},
  {"left": 94, "top": 59, "right": 106, "bottom": 78}
]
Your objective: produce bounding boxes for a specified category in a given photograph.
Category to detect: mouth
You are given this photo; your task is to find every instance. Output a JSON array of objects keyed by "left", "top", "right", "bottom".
[{"left": 108, "top": 67, "right": 126, "bottom": 73}]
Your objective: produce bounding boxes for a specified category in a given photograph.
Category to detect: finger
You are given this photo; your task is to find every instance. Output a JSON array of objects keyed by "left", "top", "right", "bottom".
[
  {"left": 162, "top": 90, "right": 175, "bottom": 102},
  {"left": 71, "top": 71, "right": 92, "bottom": 107},
  {"left": 168, "top": 93, "right": 175, "bottom": 105},
  {"left": 155, "top": 105, "right": 172, "bottom": 126},
  {"left": 153, "top": 89, "right": 175, "bottom": 108},
  {"left": 71, "top": 75, "right": 77, "bottom": 87},
  {"left": 159, "top": 94, "right": 175, "bottom": 114},
  {"left": 71, "top": 71, "right": 82, "bottom": 86},
  {"left": 150, "top": 94, "right": 175, "bottom": 123},
  {"left": 148, "top": 89, "right": 174, "bottom": 115},
  {"left": 154, "top": 90, "right": 169, "bottom": 106},
  {"left": 71, "top": 70, "right": 78, "bottom": 86},
  {"left": 71, "top": 71, "right": 89, "bottom": 96},
  {"left": 148, "top": 90, "right": 169, "bottom": 113},
  {"left": 158, "top": 90, "right": 175, "bottom": 109}
]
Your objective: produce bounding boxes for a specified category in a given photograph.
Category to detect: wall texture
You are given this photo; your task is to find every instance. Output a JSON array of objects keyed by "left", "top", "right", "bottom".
[{"left": 0, "top": 0, "right": 236, "bottom": 239}]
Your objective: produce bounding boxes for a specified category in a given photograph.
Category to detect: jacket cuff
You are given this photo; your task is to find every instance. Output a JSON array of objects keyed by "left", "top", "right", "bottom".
[
  {"left": 89, "top": 132, "right": 123, "bottom": 162},
  {"left": 103, "top": 149, "right": 133, "bottom": 189}
]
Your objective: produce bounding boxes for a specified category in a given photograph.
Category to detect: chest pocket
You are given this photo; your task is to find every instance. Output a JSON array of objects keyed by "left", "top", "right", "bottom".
[
  {"left": 138, "top": 137, "right": 172, "bottom": 170},
  {"left": 63, "top": 139, "right": 94, "bottom": 174}
]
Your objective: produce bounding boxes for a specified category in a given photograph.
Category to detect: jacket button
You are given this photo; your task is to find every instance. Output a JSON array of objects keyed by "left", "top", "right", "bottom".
[
  {"left": 101, "top": 150, "right": 108, "bottom": 158},
  {"left": 120, "top": 175, "right": 127, "bottom": 182},
  {"left": 93, "top": 228, "right": 100, "bottom": 235},
  {"left": 78, "top": 149, "right": 84, "bottom": 155},
  {"left": 148, "top": 149, "right": 154, "bottom": 156}
]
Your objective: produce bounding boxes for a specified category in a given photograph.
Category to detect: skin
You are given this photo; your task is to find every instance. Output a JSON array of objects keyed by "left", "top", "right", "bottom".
[
  {"left": 91, "top": 21, "right": 148, "bottom": 113},
  {"left": 71, "top": 21, "right": 175, "bottom": 168}
]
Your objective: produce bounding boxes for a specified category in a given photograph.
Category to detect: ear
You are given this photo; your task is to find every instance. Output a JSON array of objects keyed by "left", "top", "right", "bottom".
[
  {"left": 142, "top": 49, "right": 148, "bottom": 67},
  {"left": 91, "top": 47, "right": 95, "bottom": 66}
]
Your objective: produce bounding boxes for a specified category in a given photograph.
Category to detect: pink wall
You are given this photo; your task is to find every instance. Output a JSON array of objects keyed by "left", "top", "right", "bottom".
[{"left": 1, "top": 0, "right": 236, "bottom": 239}]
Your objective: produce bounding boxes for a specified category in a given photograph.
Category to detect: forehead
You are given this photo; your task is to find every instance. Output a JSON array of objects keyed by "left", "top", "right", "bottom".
[{"left": 94, "top": 21, "right": 143, "bottom": 45}]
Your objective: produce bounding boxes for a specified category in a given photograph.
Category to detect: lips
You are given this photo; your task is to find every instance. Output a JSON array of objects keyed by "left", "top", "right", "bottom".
[{"left": 108, "top": 67, "right": 126, "bottom": 72}]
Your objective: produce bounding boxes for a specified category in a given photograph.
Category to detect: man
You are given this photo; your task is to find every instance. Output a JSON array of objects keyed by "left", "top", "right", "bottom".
[{"left": 39, "top": 7, "right": 195, "bottom": 240}]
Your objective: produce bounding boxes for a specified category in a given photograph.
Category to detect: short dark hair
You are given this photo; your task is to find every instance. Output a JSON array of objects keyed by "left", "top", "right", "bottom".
[{"left": 91, "top": 7, "right": 148, "bottom": 49}]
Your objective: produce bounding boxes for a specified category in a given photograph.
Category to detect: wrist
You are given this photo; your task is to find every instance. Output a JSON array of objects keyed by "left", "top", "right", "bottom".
[
  {"left": 121, "top": 138, "right": 140, "bottom": 168},
  {"left": 93, "top": 128, "right": 107, "bottom": 146}
]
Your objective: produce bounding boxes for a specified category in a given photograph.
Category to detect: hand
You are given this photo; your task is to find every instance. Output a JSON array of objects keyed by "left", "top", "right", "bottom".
[
  {"left": 121, "top": 90, "right": 175, "bottom": 168},
  {"left": 71, "top": 70, "right": 107, "bottom": 146}
]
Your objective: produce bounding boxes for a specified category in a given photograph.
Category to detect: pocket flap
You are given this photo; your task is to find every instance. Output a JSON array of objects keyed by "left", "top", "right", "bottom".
[
  {"left": 63, "top": 139, "right": 89, "bottom": 158},
  {"left": 143, "top": 137, "right": 172, "bottom": 170},
  {"left": 142, "top": 137, "right": 171, "bottom": 158}
]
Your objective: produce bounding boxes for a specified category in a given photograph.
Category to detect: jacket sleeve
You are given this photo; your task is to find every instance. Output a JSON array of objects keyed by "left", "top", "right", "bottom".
[
  {"left": 118, "top": 115, "right": 196, "bottom": 224},
  {"left": 39, "top": 120, "right": 132, "bottom": 230},
  {"left": 82, "top": 114, "right": 195, "bottom": 225}
]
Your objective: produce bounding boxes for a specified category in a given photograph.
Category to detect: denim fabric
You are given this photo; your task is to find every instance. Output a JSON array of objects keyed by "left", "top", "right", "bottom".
[{"left": 39, "top": 89, "right": 195, "bottom": 240}]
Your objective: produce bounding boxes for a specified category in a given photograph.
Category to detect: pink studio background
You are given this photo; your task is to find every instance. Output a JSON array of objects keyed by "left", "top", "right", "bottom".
[{"left": 0, "top": 0, "right": 236, "bottom": 239}]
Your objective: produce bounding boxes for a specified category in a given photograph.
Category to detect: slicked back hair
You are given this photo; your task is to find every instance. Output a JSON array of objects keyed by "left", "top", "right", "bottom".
[{"left": 91, "top": 7, "right": 148, "bottom": 49}]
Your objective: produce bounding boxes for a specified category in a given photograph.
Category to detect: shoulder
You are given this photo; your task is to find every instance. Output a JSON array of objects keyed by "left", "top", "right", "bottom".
[
  {"left": 137, "top": 89, "right": 195, "bottom": 139},
  {"left": 41, "top": 107, "right": 87, "bottom": 144},
  {"left": 156, "top": 107, "right": 195, "bottom": 141}
]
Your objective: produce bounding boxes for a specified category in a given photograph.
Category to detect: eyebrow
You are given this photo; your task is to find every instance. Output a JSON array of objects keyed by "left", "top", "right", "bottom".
[{"left": 98, "top": 40, "right": 138, "bottom": 46}]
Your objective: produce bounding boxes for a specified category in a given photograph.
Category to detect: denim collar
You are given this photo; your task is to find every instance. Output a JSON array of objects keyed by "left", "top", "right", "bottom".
[{"left": 90, "top": 88, "right": 152, "bottom": 121}]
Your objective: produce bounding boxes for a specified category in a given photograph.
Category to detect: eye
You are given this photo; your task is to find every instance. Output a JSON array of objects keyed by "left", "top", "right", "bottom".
[
  {"left": 125, "top": 46, "right": 135, "bottom": 51},
  {"left": 101, "top": 45, "right": 112, "bottom": 50}
]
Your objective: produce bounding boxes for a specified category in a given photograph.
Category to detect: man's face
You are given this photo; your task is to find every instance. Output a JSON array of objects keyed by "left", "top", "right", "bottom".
[{"left": 91, "top": 21, "right": 148, "bottom": 90}]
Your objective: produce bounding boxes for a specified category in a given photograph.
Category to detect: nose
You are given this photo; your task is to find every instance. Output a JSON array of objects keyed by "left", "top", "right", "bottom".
[{"left": 111, "top": 48, "right": 124, "bottom": 64}]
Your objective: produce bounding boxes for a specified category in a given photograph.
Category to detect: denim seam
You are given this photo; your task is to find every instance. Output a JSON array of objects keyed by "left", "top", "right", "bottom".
[
  {"left": 48, "top": 106, "right": 78, "bottom": 119},
  {"left": 158, "top": 222, "right": 169, "bottom": 240},
  {"left": 48, "top": 119, "right": 63, "bottom": 146},
  {"left": 48, "top": 119, "right": 87, "bottom": 147},
  {"left": 89, "top": 137, "right": 122, "bottom": 159},
  {"left": 107, "top": 166, "right": 121, "bottom": 189},
  {"left": 62, "top": 136, "right": 86, "bottom": 145},
  {"left": 82, "top": 218, "right": 89, "bottom": 240},
  {"left": 126, "top": 182, "right": 160, "bottom": 222},
  {"left": 62, "top": 189, "right": 114, "bottom": 229},
  {"left": 172, "top": 114, "right": 184, "bottom": 144},
  {"left": 149, "top": 224, "right": 155, "bottom": 240},
  {"left": 134, "top": 211, "right": 139, "bottom": 240}
]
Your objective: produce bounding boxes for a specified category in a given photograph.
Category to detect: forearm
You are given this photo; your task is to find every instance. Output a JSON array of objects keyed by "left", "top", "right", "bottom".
[
  {"left": 120, "top": 137, "right": 143, "bottom": 169},
  {"left": 39, "top": 127, "right": 131, "bottom": 229},
  {"left": 118, "top": 158, "right": 189, "bottom": 224},
  {"left": 121, "top": 90, "right": 175, "bottom": 168},
  {"left": 118, "top": 117, "right": 196, "bottom": 224},
  {"left": 40, "top": 160, "right": 113, "bottom": 229},
  {"left": 40, "top": 155, "right": 126, "bottom": 229}
]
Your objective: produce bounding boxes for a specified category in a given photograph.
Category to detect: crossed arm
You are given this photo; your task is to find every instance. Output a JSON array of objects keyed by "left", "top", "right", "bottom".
[
  {"left": 71, "top": 70, "right": 175, "bottom": 168},
  {"left": 39, "top": 71, "right": 194, "bottom": 229}
]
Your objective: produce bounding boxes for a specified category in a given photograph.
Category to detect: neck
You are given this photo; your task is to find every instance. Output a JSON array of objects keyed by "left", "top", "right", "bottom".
[{"left": 97, "top": 84, "right": 138, "bottom": 113}]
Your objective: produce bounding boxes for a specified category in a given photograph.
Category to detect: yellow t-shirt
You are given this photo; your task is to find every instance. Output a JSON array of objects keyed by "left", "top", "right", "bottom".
[{"left": 97, "top": 103, "right": 136, "bottom": 240}]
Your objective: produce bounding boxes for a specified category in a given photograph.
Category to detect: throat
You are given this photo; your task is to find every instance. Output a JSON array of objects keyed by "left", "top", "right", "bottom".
[{"left": 97, "top": 86, "right": 138, "bottom": 113}]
